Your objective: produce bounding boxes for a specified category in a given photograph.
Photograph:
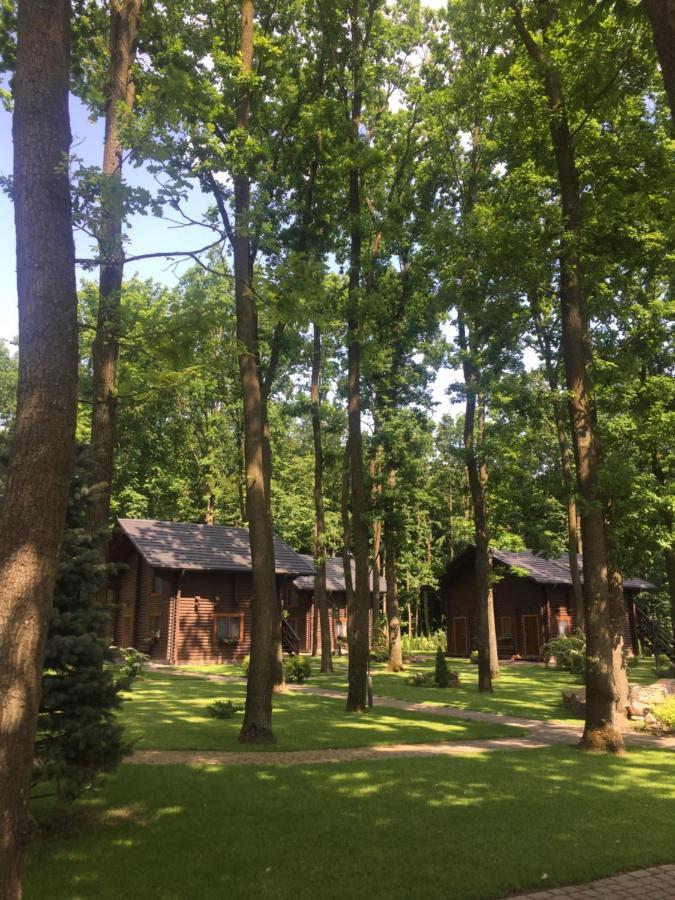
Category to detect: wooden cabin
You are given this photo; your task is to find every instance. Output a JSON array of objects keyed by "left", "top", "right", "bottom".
[
  {"left": 290, "top": 556, "right": 385, "bottom": 653},
  {"left": 107, "top": 518, "right": 314, "bottom": 664},
  {"left": 441, "top": 546, "right": 654, "bottom": 660}
]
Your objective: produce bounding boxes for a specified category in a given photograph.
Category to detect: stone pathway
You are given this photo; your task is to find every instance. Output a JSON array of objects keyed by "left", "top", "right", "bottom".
[
  {"left": 505, "top": 863, "right": 675, "bottom": 898},
  {"left": 136, "top": 665, "right": 675, "bottom": 766}
]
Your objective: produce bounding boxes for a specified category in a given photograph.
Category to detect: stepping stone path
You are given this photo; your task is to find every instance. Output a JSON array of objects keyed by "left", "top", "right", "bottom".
[{"left": 506, "top": 863, "right": 675, "bottom": 899}]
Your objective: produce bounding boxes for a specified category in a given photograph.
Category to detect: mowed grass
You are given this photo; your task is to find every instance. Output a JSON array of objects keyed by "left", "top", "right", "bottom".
[
  {"left": 118, "top": 673, "right": 526, "bottom": 752},
  {"left": 25, "top": 747, "right": 675, "bottom": 900}
]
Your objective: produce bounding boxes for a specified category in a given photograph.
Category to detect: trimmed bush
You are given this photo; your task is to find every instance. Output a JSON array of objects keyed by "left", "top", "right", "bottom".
[
  {"left": 407, "top": 671, "right": 435, "bottom": 687},
  {"left": 241, "top": 655, "right": 250, "bottom": 676},
  {"left": 655, "top": 654, "right": 675, "bottom": 677},
  {"left": 541, "top": 630, "right": 585, "bottom": 677},
  {"left": 470, "top": 650, "right": 479, "bottom": 665}
]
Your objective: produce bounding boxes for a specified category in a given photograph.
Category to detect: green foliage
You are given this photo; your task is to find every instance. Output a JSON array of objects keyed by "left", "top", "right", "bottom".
[
  {"left": 241, "top": 655, "right": 250, "bottom": 677},
  {"left": 655, "top": 654, "right": 675, "bottom": 677},
  {"left": 470, "top": 650, "right": 479, "bottom": 665},
  {"left": 284, "top": 655, "right": 312, "bottom": 684},
  {"left": 541, "top": 630, "right": 586, "bottom": 677},
  {"left": 652, "top": 697, "right": 675, "bottom": 730},
  {"left": 205, "top": 700, "right": 245, "bottom": 719},
  {"left": 434, "top": 646, "right": 449, "bottom": 687},
  {"left": 33, "top": 445, "right": 129, "bottom": 801},
  {"left": 118, "top": 647, "right": 151, "bottom": 681},
  {"left": 407, "top": 671, "right": 435, "bottom": 687},
  {"left": 401, "top": 630, "right": 447, "bottom": 654}
]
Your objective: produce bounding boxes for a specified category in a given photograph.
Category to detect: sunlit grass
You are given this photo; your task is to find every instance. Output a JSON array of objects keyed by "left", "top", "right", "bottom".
[
  {"left": 118, "top": 673, "right": 526, "bottom": 752},
  {"left": 26, "top": 747, "right": 675, "bottom": 899}
]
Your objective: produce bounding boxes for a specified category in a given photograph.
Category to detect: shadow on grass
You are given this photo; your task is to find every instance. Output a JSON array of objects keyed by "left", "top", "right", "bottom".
[{"left": 26, "top": 747, "right": 675, "bottom": 900}]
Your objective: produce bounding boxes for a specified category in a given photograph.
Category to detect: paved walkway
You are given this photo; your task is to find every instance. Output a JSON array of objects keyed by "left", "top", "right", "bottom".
[{"left": 506, "top": 863, "right": 675, "bottom": 898}]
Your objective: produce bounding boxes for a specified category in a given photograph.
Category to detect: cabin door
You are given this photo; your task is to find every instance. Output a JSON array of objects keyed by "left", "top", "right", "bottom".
[
  {"left": 453, "top": 617, "right": 468, "bottom": 656},
  {"left": 121, "top": 615, "right": 132, "bottom": 648},
  {"left": 522, "top": 614, "right": 540, "bottom": 658}
]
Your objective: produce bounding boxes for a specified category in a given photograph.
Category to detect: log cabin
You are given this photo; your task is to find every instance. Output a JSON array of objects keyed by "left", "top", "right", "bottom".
[
  {"left": 290, "top": 556, "right": 386, "bottom": 653},
  {"left": 441, "top": 546, "right": 655, "bottom": 660},
  {"left": 107, "top": 518, "right": 315, "bottom": 664}
]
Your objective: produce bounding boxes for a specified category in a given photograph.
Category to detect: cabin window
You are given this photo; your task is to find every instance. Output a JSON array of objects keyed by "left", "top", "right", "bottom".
[
  {"left": 500, "top": 616, "right": 513, "bottom": 638},
  {"left": 215, "top": 614, "right": 242, "bottom": 644},
  {"left": 149, "top": 615, "right": 161, "bottom": 641},
  {"left": 152, "top": 573, "right": 163, "bottom": 595}
]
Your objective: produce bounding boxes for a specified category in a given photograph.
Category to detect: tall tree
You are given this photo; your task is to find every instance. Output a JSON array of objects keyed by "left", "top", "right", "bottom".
[
  {"left": 0, "top": 0, "right": 79, "bottom": 892},
  {"left": 511, "top": 0, "right": 625, "bottom": 752},
  {"left": 89, "top": 0, "right": 142, "bottom": 550},
  {"left": 233, "top": 0, "right": 278, "bottom": 742}
]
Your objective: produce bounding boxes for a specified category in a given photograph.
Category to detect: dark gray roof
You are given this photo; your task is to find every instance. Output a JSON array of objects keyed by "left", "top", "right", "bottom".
[
  {"left": 294, "top": 555, "right": 386, "bottom": 594},
  {"left": 469, "top": 547, "right": 654, "bottom": 591},
  {"left": 117, "top": 519, "right": 315, "bottom": 576}
]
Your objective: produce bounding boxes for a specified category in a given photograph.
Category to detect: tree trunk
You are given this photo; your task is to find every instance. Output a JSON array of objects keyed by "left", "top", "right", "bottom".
[
  {"left": 384, "top": 471, "right": 403, "bottom": 670},
  {"left": 311, "top": 323, "right": 333, "bottom": 673},
  {"left": 644, "top": 0, "right": 675, "bottom": 125},
  {"left": 370, "top": 453, "right": 382, "bottom": 624},
  {"left": 458, "top": 314, "right": 493, "bottom": 693},
  {"left": 88, "top": 0, "right": 142, "bottom": 552},
  {"left": 604, "top": 502, "right": 629, "bottom": 717},
  {"left": 344, "top": 9, "right": 370, "bottom": 714},
  {"left": 477, "top": 393, "right": 499, "bottom": 678},
  {"left": 234, "top": 0, "right": 275, "bottom": 744},
  {"left": 511, "top": 2, "right": 623, "bottom": 751},
  {"left": 0, "top": 1, "right": 78, "bottom": 894},
  {"left": 651, "top": 450, "right": 675, "bottom": 650}
]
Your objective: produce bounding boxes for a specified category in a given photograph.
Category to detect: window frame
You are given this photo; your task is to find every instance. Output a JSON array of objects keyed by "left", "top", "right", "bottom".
[{"left": 214, "top": 612, "right": 245, "bottom": 644}]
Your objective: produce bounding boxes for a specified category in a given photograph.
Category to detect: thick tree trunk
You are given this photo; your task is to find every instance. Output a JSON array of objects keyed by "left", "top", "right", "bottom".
[
  {"left": 89, "top": 0, "right": 142, "bottom": 550},
  {"left": 384, "top": 467, "right": 403, "bottom": 671},
  {"left": 512, "top": 2, "right": 623, "bottom": 751},
  {"left": 477, "top": 394, "right": 499, "bottom": 678},
  {"left": 0, "top": 2, "right": 78, "bottom": 894},
  {"left": 644, "top": 0, "right": 675, "bottom": 125},
  {"left": 311, "top": 323, "right": 333, "bottom": 673},
  {"left": 604, "top": 503, "right": 629, "bottom": 716},
  {"left": 234, "top": 0, "right": 276, "bottom": 744}
]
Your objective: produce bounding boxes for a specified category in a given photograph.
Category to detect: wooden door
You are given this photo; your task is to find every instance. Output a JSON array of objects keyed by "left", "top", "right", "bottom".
[
  {"left": 522, "top": 614, "right": 540, "bottom": 657},
  {"left": 453, "top": 616, "right": 468, "bottom": 655}
]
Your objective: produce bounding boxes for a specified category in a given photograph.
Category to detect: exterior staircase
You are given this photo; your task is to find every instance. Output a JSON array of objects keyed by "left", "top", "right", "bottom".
[
  {"left": 635, "top": 606, "right": 675, "bottom": 660},
  {"left": 281, "top": 618, "right": 300, "bottom": 655}
]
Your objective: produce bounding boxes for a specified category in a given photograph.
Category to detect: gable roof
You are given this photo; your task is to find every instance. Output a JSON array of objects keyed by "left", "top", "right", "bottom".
[
  {"left": 116, "top": 519, "right": 315, "bottom": 576},
  {"left": 447, "top": 546, "right": 655, "bottom": 592},
  {"left": 294, "top": 555, "right": 386, "bottom": 594}
]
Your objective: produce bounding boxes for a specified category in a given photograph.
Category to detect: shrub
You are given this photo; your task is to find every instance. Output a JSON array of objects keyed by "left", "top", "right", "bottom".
[
  {"left": 241, "top": 655, "right": 250, "bottom": 677},
  {"left": 119, "top": 647, "right": 150, "bottom": 680},
  {"left": 284, "top": 655, "right": 312, "bottom": 683},
  {"left": 625, "top": 654, "right": 640, "bottom": 669},
  {"left": 655, "top": 654, "right": 675, "bottom": 677},
  {"left": 470, "top": 650, "right": 479, "bottom": 665},
  {"left": 407, "top": 671, "right": 435, "bottom": 687},
  {"left": 434, "top": 646, "right": 449, "bottom": 687},
  {"left": 369, "top": 647, "right": 389, "bottom": 663},
  {"left": 541, "top": 629, "right": 586, "bottom": 676},
  {"left": 206, "top": 700, "right": 245, "bottom": 719},
  {"left": 652, "top": 697, "right": 675, "bottom": 730},
  {"left": 401, "top": 629, "right": 447, "bottom": 654}
]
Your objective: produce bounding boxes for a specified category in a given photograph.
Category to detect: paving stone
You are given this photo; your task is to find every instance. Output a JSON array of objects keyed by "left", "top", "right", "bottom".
[{"left": 506, "top": 865, "right": 675, "bottom": 899}]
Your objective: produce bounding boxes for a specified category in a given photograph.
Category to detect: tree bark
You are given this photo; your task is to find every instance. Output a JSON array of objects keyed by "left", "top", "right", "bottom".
[
  {"left": 234, "top": 0, "right": 276, "bottom": 744},
  {"left": 88, "top": 0, "right": 142, "bottom": 551},
  {"left": 644, "top": 0, "right": 675, "bottom": 125},
  {"left": 384, "top": 466, "right": 403, "bottom": 671},
  {"left": 344, "top": 4, "right": 371, "bottom": 714},
  {"left": 458, "top": 314, "right": 493, "bottom": 693},
  {"left": 0, "top": 1, "right": 78, "bottom": 894},
  {"left": 512, "top": 1, "right": 624, "bottom": 751},
  {"left": 311, "top": 323, "right": 333, "bottom": 673},
  {"left": 531, "top": 304, "right": 585, "bottom": 627}
]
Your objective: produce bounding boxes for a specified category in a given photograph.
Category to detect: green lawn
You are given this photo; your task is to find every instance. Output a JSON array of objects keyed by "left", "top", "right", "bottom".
[
  {"left": 26, "top": 747, "right": 675, "bottom": 900},
  {"left": 178, "top": 655, "right": 663, "bottom": 721},
  {"left": 119, "top": 673, "right": 526, "bottom": 752}
]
